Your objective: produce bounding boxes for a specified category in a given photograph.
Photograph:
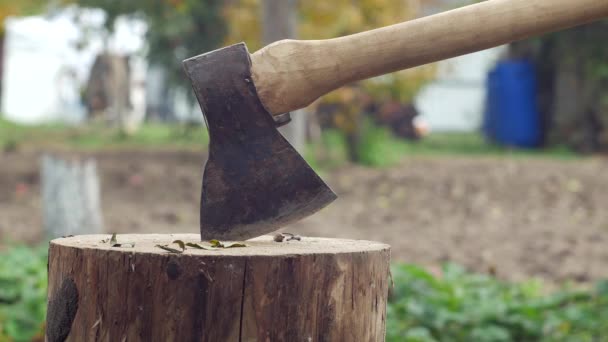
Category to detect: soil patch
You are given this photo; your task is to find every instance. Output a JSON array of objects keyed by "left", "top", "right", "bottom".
[{"left": 2, "top": 149, "right": 608, "bottom": 283}]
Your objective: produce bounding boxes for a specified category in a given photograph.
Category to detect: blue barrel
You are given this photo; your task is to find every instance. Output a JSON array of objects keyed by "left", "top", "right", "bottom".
[{"left": 483, "top": 60, "right": 541, "bottom": 148}]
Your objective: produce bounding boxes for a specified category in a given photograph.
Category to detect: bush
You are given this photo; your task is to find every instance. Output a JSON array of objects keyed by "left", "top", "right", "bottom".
[
  {"left": 305, "top": 129, "right": 350, "bottom": 171},
  {"left": 0, "top": 245, "right": 48, "bottom": 341},
  {"left": 356, "top": 120, "right": 408, "bottom": 167},
  {"left": 387, "top": 264, "right": 608, "bottom": 342},
  {"left": 306, "top": 122, "right": 408, "bottom": 169}
]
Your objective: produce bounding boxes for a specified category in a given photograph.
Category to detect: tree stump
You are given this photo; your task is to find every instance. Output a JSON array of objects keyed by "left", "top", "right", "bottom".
[
  {"left": 46, "top": 234, "right": 391, "bottom": 342},
  {"left": 41, "top": 155, "right": 103, "bottom": 238}
]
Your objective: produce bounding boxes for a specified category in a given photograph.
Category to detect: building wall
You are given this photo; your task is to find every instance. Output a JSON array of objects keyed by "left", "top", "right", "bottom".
[
  {"left": 413, "top": 0, "right": 504, "bottom": 132},
  {"left": 1, "top": 8, "right": 146, "bottom": 125}
]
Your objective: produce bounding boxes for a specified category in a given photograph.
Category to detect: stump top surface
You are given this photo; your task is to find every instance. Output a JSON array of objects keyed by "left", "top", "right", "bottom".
[{"left": 51, "top": 234, "right": 390, "bottom": 256}]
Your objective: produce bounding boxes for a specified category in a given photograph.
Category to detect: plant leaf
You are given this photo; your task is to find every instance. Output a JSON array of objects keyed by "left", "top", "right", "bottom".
[
  {"left": 225, "top": 243, "right": 247, "bottom": 248},
  {"left": 209, "top": 239, "right": 224, "bottom": 248},
  {"left": 185, "top": 242, "right": 213, "bottom": 250},
  {"left": 110, "top": 233, "right": 117, "bottom": 245},
  {"left": 172, "top": 240, "right": 186, "bottom": 251}
]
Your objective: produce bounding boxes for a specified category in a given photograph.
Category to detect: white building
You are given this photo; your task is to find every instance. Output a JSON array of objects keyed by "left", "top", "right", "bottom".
[
  {"left": 1, "top": 7, "right": 147, "bottom": 125},
  {"left": 415, "top": 47, "right": 507, "bottom": 132},
  {"left": 414, "top": 0, "right": 506, "bottom": 132}
]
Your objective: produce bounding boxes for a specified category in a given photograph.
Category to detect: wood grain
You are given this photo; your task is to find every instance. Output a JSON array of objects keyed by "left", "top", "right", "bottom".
[
  {"left": 46, "top": 234, "right": 391, "bottom": 342},
  {"left": 250, "top": 0, "right": 608, "bottom": 115}
]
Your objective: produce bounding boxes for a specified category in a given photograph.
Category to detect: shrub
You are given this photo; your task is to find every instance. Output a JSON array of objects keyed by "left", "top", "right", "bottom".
[
  {"left": 0, "top": 245, "right": 48, "bottom": 341},
  {"left": 306, "top": 121, "right": 409, "bottom": 168},
  {"left": 305, "top": 129, "right": 350, "bottom": 171},
  {"left": 356, "top": 120, "right": 408, "bottom": 167}
]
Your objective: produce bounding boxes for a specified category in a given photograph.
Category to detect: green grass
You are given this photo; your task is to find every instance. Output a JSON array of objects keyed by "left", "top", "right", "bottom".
[
  {"left": 306, "top": 123, "right": 578, "bottom": 169},
  {"left": 399, "top": 133, "right": 576, "bottom": 159},
  {"left": 0, "top": 117, "right": 209, "bottom": 151},
  {"left": 1, "top": 117, "right": 578, "bottom": 164}
]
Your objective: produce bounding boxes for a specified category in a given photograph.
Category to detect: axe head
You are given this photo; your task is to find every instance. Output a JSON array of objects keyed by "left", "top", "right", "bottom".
[{"left": 183, "top": 43, "right": 337, "bottom": 241}]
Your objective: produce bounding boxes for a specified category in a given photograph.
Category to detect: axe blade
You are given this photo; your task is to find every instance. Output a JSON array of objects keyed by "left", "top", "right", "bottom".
[{"left": 183, "top": 43, "right": 337, "bottom": 241}]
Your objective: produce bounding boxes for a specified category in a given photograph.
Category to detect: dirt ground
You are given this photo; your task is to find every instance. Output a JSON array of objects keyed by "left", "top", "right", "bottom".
[{"left": 2, "top": 149, "right": 608, "bottom": 283}]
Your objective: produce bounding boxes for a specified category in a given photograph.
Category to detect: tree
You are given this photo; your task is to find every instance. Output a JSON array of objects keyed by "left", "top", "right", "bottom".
[
  {"left": 510, "top": 21, "right": 608, "bottom": 152},
  {"left": 72, "top": 0, "right": 226, "bottom": 98},
  {"left": 224, "top": 0, "right": 436, "bottom": 105},
  {"left": 224, "top": 0, "right": 437, "bottom": 161},
  {"left": 260, "top": 0, "right": 305, "bottom": 151},
  {"left": 0, "top": 0, "right": 48, "bottom": 31}
]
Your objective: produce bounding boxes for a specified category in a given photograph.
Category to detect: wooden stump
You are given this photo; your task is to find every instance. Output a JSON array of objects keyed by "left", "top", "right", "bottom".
[
  {"left": 46, "top": 234, "right": 391, "bottom": 342},
  {"left": 41, "top": 155, "right": 103, "bottom": 238}
]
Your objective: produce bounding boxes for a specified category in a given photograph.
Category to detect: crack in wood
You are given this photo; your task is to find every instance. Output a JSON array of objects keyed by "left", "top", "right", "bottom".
[{"left": 238, "top": 259, "right": 248, "bottom": 342}]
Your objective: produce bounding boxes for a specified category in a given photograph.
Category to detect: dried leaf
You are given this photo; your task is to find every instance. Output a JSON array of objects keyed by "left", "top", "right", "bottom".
[
  {"left": 206, "top": 240, "right": 247, "bottom": 249},
  {"left": 186, "top": 242, "right": 213, "bottom": 250},
  {"left": 225, "top": 243, "right": 247, "bottom": 248},
  {"left": 155, "top": 244, "right": 183, "bottom": 254},
  {"left": 172, "top": 240, "right": 186, "bottom": 251},
  {"left": 209, "top": 239, "right": 224, "bottom": 248}
]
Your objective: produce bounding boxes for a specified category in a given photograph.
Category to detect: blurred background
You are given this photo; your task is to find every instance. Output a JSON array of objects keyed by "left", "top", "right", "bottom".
[{"left": 1, "top": 0, "right": 608, "bottom": 341}]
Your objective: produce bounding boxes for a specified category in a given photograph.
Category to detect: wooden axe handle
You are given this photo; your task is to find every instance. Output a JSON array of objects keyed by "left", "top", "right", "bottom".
[{"left": 250, "top": 0, "right": 608, "bottom": 116}]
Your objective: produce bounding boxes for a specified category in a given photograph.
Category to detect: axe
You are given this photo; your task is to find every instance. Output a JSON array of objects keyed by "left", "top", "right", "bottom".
[{"left": 184, "top": 0, "right": 608, "bottom": 240}]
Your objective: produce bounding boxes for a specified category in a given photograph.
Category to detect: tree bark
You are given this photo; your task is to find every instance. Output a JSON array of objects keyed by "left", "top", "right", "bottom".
[
  {"left": 41, "top": 155, "right": 103, "bottom": 238},
  {"left": 261, "top": 0, "right": 306, "bottom": 152},
  {"left": 46, "top": 234, "right": 390, "bottom": 342}
]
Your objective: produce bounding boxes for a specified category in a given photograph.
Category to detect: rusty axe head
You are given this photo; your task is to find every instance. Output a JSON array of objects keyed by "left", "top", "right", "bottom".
[{"left": 183, "top": 43, "right": 336, "bottom": 241}]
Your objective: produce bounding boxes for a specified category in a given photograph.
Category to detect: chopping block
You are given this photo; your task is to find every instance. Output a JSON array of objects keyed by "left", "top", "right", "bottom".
[{"left": 46, "top": 234, "right": 390, "bottom": 342}]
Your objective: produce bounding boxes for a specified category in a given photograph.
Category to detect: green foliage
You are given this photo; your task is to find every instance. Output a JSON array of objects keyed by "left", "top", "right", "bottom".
[
  {"left": 0, "top": 0, "right": 48, "bottom": 33},
  {"left": 225, "top": 0, "right": 437, "bottom": 159},
  {"left": 225, "top": 0, "right": 437, "bottom": 103},
  {"left": 356, "top": 120, "right": 409, "bottom": 167},
  {"left": 399, "top": 134, "right": 577, "bottom": 159},
  {"left": 509, "top": 20, "right": 608, "bottom": 152},
  {"left": 387, "top": 264, "right": 608, "bottom": 342},
  {"left": 306, "top": 121, "right": 408, "bottom": 169},
  {"left": 306, "top": 120, "right": 578, "bottom": 169},
  {"left": 1, "top": 116, "right": 577, "bottom": 162},
  {"left": 0, "top": 245, "right": 48, "bottom": 341},
  {"left": 305, "top": 129, "right": 350, "bottom": 170}
]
